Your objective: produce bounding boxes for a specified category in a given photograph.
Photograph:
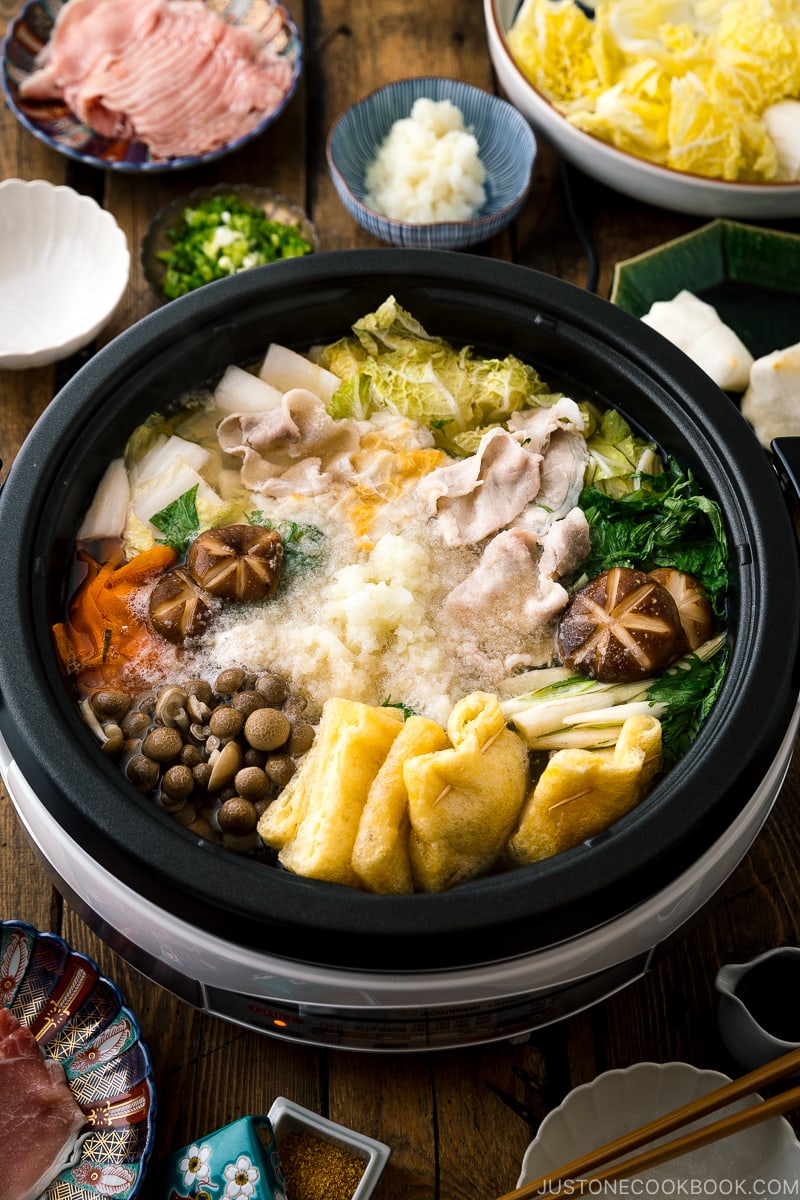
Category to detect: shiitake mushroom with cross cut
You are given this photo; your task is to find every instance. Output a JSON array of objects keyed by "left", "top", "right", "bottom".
[
  {"left": 147, "top": 525, "right": 284, "bottom": 645},
  {"left": 648, "top": 567, "right": 715, "bottom": 653},
  {"left": 187, "top": 524, "right": 283, "bottom": 603},
  {"left": 148, "top": 566, "right": 218, "bottom": 643},
  {"left": 556, "top": 566, "right": 684, "bottom": 683}
]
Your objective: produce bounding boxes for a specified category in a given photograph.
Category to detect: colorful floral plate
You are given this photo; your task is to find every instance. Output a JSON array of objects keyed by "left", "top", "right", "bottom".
[
  {"left": 0, "top": 0, "right": 302, "bottom": 172},
  {"left": 0, "top": 919, "right": 156, "bottom": 1199}
]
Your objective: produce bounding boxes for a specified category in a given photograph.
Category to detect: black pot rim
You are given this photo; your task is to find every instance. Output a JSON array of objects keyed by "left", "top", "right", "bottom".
[{"left": 1, "top": 249, "right": 797, "bottom": 972}]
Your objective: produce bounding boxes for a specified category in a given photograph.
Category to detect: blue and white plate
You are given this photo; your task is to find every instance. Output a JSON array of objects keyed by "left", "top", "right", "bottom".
[
  {"left": 0, "top": 919, "right": 156, "bottom": 1199},
  {"left": 326, "top": 76, "right": 537, "bottom": 250}
]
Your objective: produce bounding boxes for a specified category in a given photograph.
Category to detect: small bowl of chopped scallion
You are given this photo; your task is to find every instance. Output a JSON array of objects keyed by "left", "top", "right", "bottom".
[{"left": 141, "top": 184, "right": 319, "bottom": 300}]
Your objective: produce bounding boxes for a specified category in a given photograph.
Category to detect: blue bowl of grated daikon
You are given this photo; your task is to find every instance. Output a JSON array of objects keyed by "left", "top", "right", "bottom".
[{"left": 326, "top": 76, "right": 537, "bottom": 249}]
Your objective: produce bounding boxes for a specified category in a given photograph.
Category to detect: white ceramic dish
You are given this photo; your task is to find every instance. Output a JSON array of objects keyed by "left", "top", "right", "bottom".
[
  {"left": 267, "top": 1096, "right": 390, "bottom": 1200},
  {"left": 484, "top": 0, "right": 800, "bottom": 219},
  {"left": 0, "top": 179, "right": 129, "bottom": 370},
  {"left": 518, "top": 1062, "right": 800, "bottom": 1188}
]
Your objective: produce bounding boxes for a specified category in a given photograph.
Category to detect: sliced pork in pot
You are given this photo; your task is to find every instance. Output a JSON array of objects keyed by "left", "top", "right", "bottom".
[
  {"left": 415, "top": 395, "right": 587, "bottom": 546},
  {"left": 445, "top": 508, "right": 591, "bottom": 670},
  {"left": 0, "top": 1007, "right": 86, "bottom": 1200}
]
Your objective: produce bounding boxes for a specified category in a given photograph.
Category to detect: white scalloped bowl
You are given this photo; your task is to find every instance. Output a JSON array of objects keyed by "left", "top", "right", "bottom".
[
  {"left": 519, "top": 1062, "right": 800, "bottom": 1188},
  {"left": 0, "top": 179, "right": 130, "bottom": 370}
]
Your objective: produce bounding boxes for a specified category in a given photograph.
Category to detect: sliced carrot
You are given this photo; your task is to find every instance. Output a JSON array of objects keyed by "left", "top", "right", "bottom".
[
  {"left": 53, "top": 545, "right": 177, "bottom": 691},
  {"left": 109, "top": 545, "right": 176, "bottom": 588}
]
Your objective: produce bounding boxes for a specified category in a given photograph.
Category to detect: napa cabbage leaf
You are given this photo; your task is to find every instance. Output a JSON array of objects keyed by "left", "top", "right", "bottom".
[
  {"left": 318, "top": 296, "right": 558, "bottom": 448},
  {"left": 508, "top": 0, "right": 800, "bottom": 182},
  {"left": 584, "top": 408, "right": 663, "bottom": 496}
]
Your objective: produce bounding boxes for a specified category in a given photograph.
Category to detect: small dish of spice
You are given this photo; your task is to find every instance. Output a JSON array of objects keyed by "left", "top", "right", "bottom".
[{"left": 267, "top": 1096, "right": 391, "bottom": 1200}]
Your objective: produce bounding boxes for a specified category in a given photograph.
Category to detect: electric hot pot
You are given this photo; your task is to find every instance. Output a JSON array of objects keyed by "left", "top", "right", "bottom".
[{"left": 1, "top": 251, "right": 798, "bottom": 1051}]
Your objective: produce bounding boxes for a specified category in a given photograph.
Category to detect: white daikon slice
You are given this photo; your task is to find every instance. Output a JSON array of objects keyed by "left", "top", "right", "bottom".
[
  {"left": 215, "top": 364, "right": 283, "bottom": 414},
  {"left": 133, "top": 434, "right": 211, "bottom": 484},
  {"left": 77, "top": 457, "right": 131, "bottom": 540},
  {"left": 259, "top": 342, "right": 341, "bottom": 405}
]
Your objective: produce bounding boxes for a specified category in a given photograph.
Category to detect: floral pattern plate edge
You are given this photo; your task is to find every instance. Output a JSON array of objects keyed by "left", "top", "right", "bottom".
[{"left": 0, "top": 918, "right": 156, "bottom": 1199}]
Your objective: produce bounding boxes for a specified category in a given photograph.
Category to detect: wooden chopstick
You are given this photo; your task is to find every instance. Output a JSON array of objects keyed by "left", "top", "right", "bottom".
[
  {"left": 516, "top": 1082, "right": 800, "bottom": 1200},
  {"left": 494, "top": 1046, "right": 800, "bottom": 1200}
]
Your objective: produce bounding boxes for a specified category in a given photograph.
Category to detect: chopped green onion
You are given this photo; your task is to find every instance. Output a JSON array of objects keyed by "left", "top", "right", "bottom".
[{"left": 158, "top": 195, "right": 314, "bottom": 299}]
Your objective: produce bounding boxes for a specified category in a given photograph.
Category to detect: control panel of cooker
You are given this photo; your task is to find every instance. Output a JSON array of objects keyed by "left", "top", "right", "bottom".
[{"left": 201, "top": 950, "right": 651, "bottom": 1051}]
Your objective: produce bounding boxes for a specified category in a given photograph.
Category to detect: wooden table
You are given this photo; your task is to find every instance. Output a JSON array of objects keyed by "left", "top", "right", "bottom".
[{"left": 2, "top": 0, "right": 800, "bottom": 1195}]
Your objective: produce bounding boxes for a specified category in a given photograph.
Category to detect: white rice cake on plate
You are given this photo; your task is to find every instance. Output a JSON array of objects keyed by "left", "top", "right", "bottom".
[
  {"left": 641, "top": 289, "right": 753, "bottom": 392},
  {"left": 741, "top": 341, "right": 800, "bottom": 448}
]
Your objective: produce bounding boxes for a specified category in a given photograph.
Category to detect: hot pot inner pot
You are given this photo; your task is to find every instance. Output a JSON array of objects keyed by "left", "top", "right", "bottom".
[{"left": 0, "top": 250, "right": 797, "bottom": 973}]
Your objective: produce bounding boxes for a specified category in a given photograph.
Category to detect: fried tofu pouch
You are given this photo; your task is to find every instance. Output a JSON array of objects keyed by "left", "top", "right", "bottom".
[
  {"left": 257, "top": 697, "right": 403, "bottom": 885},
  {"left": 404, "top": 691, "right": 529, "bottom": 893},
  {"left": 351, "top": 714, "right": 449, "bottom": 894},
  {"left": 507, "top": 714, "right": 662, "bottom": 866}
]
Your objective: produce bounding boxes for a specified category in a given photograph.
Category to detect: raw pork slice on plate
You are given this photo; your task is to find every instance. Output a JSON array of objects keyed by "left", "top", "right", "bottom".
[{"left": 0, "top": 1006, "right": 86, "bottom": 1200}]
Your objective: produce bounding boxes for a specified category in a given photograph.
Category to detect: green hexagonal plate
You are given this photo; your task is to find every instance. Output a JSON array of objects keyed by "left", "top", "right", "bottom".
[{"left": 610, "top": 219, "right": 800, "bottom": 361}]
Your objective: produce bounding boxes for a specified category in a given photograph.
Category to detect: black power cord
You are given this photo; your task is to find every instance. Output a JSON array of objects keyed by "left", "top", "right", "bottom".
[{"left": 561, "top": 160, "right": 601, "bottom": 294}]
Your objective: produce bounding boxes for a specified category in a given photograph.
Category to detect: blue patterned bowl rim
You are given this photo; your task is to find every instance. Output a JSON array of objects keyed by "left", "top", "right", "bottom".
[
  {"left": 0, "top": 918, "right": 156, "bottom": 1198},
  {"left": 326, "top": 75, "right": 537, "bottom": 234}
]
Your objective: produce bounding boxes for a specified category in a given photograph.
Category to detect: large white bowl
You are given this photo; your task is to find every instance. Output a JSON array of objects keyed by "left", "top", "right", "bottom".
[
  {"left": 484, "top": 0, "right": 800, "bottom": 219},
  {"left": 518, "top": 1062, "right": 800, "bottom": 1188},
  {"left": 0, "top": 179, "right": 130, "bottom": 370}
]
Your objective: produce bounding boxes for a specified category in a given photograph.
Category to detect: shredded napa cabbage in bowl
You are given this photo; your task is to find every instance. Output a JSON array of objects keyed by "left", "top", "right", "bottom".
[{"left": 506, "top": 0, "right": 800, "bottom": 182}]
